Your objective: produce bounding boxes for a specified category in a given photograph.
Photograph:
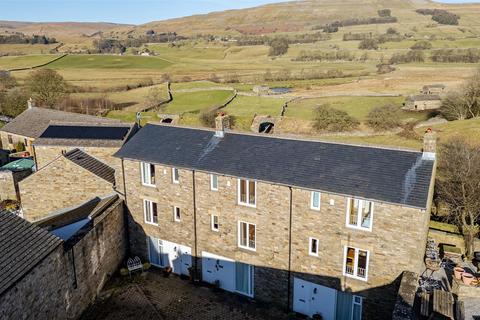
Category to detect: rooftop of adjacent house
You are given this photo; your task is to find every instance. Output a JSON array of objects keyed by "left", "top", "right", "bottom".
[
  {"left": 114, "top": 124, "right": 435, "bottom": 209},
  {"left": 407, "top": 94, "right": 442, "bottom": 101},
  {"left": 34, "top": 121, "right": 136, "bottom": 148},
  {"left": 0, "top": 211, "right": 62, "bottom": 296},
  {"left": 0, "top": 107, "right": 122, "bottom": 139},
  {"left": 0, "top": 158, "right": 35, "bottom": 172},
  {"left": 35, "top": 194, "right": 119, "bottom": 241},
  {"left": 63, "top": 148, "right": 115, "bottom": 184}
]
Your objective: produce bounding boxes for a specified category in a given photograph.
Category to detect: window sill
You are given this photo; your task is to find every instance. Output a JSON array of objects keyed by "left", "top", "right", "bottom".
[
  {"left": 310, "top": 207, "right": 321, "bottom": 211},
  {"left": 142, "top": 183, "right": 156, "bottom": 188},
  {"left": 144, "top": 221, "right": 159, "bottom": 226},
  {"left": 238, "top": 202, "right": 256, "bottom": 208},
  {"left": 309, "top": 253, "right": 319, "bottom": 257},
  {"left": 343, "top": 273, "right": 368, "bottom": 282},
  {"left": 238, "top": 245, "right": 257, "bottom": 253},
  {"left": 346, "top": 224, "right": 372, "bottom": 232}
]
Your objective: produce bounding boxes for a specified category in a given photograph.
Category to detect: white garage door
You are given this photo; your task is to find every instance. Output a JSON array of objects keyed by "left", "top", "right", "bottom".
[
  {"left": 201, "top": 251, "right": 236, "bottom": 293},
  {"left": 147, "top": 236, "right": 192, "bottom": 276},
  {"left": 293, "top": 278, "right": 337, "bottom": 320}
]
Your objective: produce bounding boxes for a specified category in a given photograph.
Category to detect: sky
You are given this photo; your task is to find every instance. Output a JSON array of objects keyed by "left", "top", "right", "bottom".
[{"left": 0, "top": 0, "right": 477, "bottom": 25}]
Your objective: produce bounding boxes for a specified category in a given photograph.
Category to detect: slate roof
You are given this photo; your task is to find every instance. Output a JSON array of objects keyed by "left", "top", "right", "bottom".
[
  {"left": 34, "top": 122, "right": 135, "bottom": 148},
  {"left": 0, "top": 107, "right": 121, "bottom": 139},
  {"left": 35, "top": 194, "right": 119, "bottom": 234},
  {"left": 115, "top": 124, "right": 435, "bottom": 209},
  {"left": 407, "top": 94, "right": 441, "bottom": 101},
  {"left": 0, "top": 212, "right": 62, "bottom": 296},
  {"left": 64, "top": 149, "right": 115, "bottom": 184}
]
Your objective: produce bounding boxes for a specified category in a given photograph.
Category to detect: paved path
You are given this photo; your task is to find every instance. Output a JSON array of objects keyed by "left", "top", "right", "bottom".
[{"left": 81, "top": 269, "right": 296, "bottom": 320}]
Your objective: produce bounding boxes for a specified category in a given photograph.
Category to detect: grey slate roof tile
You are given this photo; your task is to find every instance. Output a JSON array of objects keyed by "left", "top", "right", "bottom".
[
  {"left": 114, "top": 124, "right": 435, "bottom": 209},
  {"left": 0, "top": 212, "right": 62, "bottom": 296},
  {"left": 0, "top": 107, "right": 121, "bottom": 139},
  {"left": 64, "top": 149, "right": 115, "bottom": 184}
]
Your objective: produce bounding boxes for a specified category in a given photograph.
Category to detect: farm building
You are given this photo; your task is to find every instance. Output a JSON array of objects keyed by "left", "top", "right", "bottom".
[
  {"left": 403, "top": 94, "right": 442, "bottom": 111},
  {"left": 421, "top": 84, "right": 446, "bottom": 95}
]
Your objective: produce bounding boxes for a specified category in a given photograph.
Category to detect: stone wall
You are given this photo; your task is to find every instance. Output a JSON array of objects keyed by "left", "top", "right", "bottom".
[
  {"left": 404, "top": 99, "right": 442, "bottom": 111},
  {"left": 0, "top": 131, "right": 34, "bottom": 155},
  {"left": 0, "top": 199, "right": 126, "bottom": 320},
  {"left": 428, "top": 228, "right": 480, "bottom": 254},
  {"left": 19, "top": 155, "right": 114, "bottom": 221},
  {"left": 124, "top": 158, "right": 433, "bottom": 318},
  {"left": 391, "top": 271, "right": 418, "bottom": 320},
  {"left": 64, "top": 198, "right": 127, "bottom": 318},
  {"left": 0, "top": 169, "right": 31, "bottom": 201},
  {"left": 33, "top": 145, "right": 125, "bottom": 195}
]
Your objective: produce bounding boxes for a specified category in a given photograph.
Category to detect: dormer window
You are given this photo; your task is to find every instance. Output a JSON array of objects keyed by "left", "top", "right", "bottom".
[
  {"left": 346, "top": 198, "right": 373, "bottom": 231},
  {"left": 238, "top": 179, "right": 256, "bottom": 207},
  {"left": 141, "top": 162, "right": 155, "bottom": 187}
]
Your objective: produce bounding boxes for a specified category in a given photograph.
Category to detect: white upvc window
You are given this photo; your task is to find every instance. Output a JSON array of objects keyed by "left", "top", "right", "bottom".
[
  {"left": 238, "top": 221, "right": 256, "bottom": 251},
  {"left": 143, "top": 199, "right": 158, "bottom": 225},
  {"left": 172, "top": 167, "right": 179, "bottom": 183},
  {"left": 309, "top": 237, "right": 319, "bottom": 256},
  {"left": 173, "top": 206, "right": 181, "bottom": 222},
  {"left": 210, "top": 174, "right": 219, "bottom": 191},
  {"left": 211, "top": 215, "right": 219, "bottom": 231},
  {"left": 343, "top": 246, "right": 369, "bottom": 281},
  {"left": 140, "top": 162, "right": 155, "bottom": 186},
  {"left": 238, "top": 179, "right": 256, "bottom": 207},
  {"left": 346, "top": 198, "right": 373, "bottom": 231},
  {"left": 351, "top": 295, "right": 363, "bottom": 320},
  {"left": 310, "top": 191, "right": 321, "bottom": 210}
]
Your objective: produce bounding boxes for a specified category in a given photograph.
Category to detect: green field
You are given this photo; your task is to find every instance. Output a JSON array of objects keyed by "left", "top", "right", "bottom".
[
  {"left": 164, "top": 90, "right": 234, "bottom": 114},
  {"left": 47, "top": 54, "right": 172, "bottom": 69},
  {"left": 285, "top": 96, "right": 428, "bottom": 123},
  {"left": 0, "top": 54, "right": 60, "bottom": 70}
]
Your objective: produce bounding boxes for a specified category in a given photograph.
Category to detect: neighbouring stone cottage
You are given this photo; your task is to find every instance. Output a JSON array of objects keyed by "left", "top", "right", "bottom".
[
  {"left": 0, "top": 158, "right": 35, "bottom": 201},
  {"left": 114, "top": 115, "right": 437, "bottom": 320},
  {"left": 403, "top": 94, "right": 442, "bottom": 111},
  {"left": 0, "top": 105, "right": 122, "bottom": 157},
  {"left": 0, "top": 194, "right": 126, "bottom": 320}
]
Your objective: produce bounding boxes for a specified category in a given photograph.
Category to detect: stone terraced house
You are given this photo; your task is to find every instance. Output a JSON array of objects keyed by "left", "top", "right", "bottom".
[
  {"left": 18, "top": 121, "right": 137, "bottom": 221},
  {"left": 114, "top": 116, "right": 437, "bottom": 320},
  {"left": 0, "top": 106, "right": 122, "bottom": 156}
]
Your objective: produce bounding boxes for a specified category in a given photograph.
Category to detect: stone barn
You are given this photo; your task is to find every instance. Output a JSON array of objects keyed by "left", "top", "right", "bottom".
[
  {"left": 403, "top": 95, "right": 442, "bottom": 111},
  {"left": 421, "top": 84, "right": 446, "bottom": 95}
]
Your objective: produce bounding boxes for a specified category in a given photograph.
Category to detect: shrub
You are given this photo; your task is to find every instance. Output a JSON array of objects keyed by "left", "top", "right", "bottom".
[
  {"left": 378, "top": 9, "right": 391, "bottom": 17},
  {"left": 268, "top": 37, "right": 289, "bottom": 56},
  {"left": 386, "top": 27, "right": 398, "bottom": 35},
  {"left": 358, "top": 38, "right": 379, "bottom": 50},
  {"left": 313, "top": 104, "right": 359, "bottom": 132},
  {"left": 199, "top": 109, "right": 218, "bottom": 128},
  {"left": 416, "top": 9, "right": 459, "bottom": 25},
  {"left": 15, "top": 141, "right": 25, "bottom": 152},
  {"left": 376, "top": 63, "right": 395, "bottom": 74},
  {"left": 390, "top": 50, "right": 425, "bottom": 64},
  {"left": 366, "top": 105, "right": 402, "bottom": 131},
  {"left": 411, "top": 40, "right": 432, "bottom": 50}
]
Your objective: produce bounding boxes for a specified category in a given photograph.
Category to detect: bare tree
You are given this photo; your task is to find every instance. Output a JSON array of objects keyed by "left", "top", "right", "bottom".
[
  {"left": 146, "top": 87, "right": 166, "bottom": 108},
  {"left": 440, "top": 92, "right": 469, "bottom": 121},
  {"left": 436, "top": 137, "right": 480, "bottom": 258},
  {"left": 441, "top": 69, "right": 480, "bottom": 120},
  {"left": 25, "top": 69, "right": 67, "bottom": 107}
]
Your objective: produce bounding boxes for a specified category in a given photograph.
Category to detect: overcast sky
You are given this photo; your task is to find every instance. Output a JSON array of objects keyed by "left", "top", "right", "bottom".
[{"left": 0, "top": 0, "right": 476, "bottom": 25}]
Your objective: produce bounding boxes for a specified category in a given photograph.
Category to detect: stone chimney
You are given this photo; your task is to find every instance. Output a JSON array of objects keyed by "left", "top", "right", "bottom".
[
  {"left": 215, "top": 113, "right": 230, "bottom": 138},
  {"left": 27, "top": 97, "right": 35, "bottom": 109},
  {"left": 422, "top": 128, "right": 437, "bottom": 160}
]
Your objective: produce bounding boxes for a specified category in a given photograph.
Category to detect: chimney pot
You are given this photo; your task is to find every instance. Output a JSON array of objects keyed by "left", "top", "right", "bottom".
[
  {"left": 422, "top": 128, "right": 437, "bottom": 160},
  {"left": 215, "top": 114, "right": 230, "bottom": 138}
]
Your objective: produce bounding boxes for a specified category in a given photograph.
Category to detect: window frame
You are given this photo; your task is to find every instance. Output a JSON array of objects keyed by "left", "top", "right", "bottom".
[
  {"left": 211, "top": 214, "right": 219, "bottom": 232},
  {"left": 309, "top": 237, "right": 319, "bottom": 257},
  {"left": 140, "top": 162, "right": 156, "bottom": 187},
  {"left": 351, "top": 295, "right": 363, "bottom": 320},
  {"left": 173, "top": 206, "right": 181, "bottom": 222},
  {"left": 143, "top": 199, "right": 158, "bottom": 226},
  {"left": 237, "top": 179, "right": 257, "bottom": 208},
  {"left": 172, "top": 167, "right": 180, "bottom": 184},
  {"left": 210, "top": 174, "right": 219, "bottom": 191},
  {"left": 345, "top": 198, "right": 374, "bottom": 232},
  {"left": 7, "top": 134, "right": 12, "bottom": 144},
  {"left": 238, "top": 221, "right": 256, "bottom": 251},
  {"left": 310, "top": 191, "right": 321, "bottom": 211},
  {"left": 343, "top": 246, "right": 369, "bottom": 282}
]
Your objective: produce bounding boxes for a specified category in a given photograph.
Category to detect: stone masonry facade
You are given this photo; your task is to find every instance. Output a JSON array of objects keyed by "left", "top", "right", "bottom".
[
  {"left": 0, "top": 199, "right": 126, "bottom": 320},
  {"left": 0, "top": 169, "right": 31, "bottom": 201},
  {"left": 34, "top": 145, "right": 125, "bottom": 195},
  {"left": 19, "top": 155, "right": 114, "bottom": 221},
  {"left": 0, "top": 131, "right": 34, "bottom": 155},
  {"left": 123, "top": 158, "right": 434, "bottom": 319}
]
